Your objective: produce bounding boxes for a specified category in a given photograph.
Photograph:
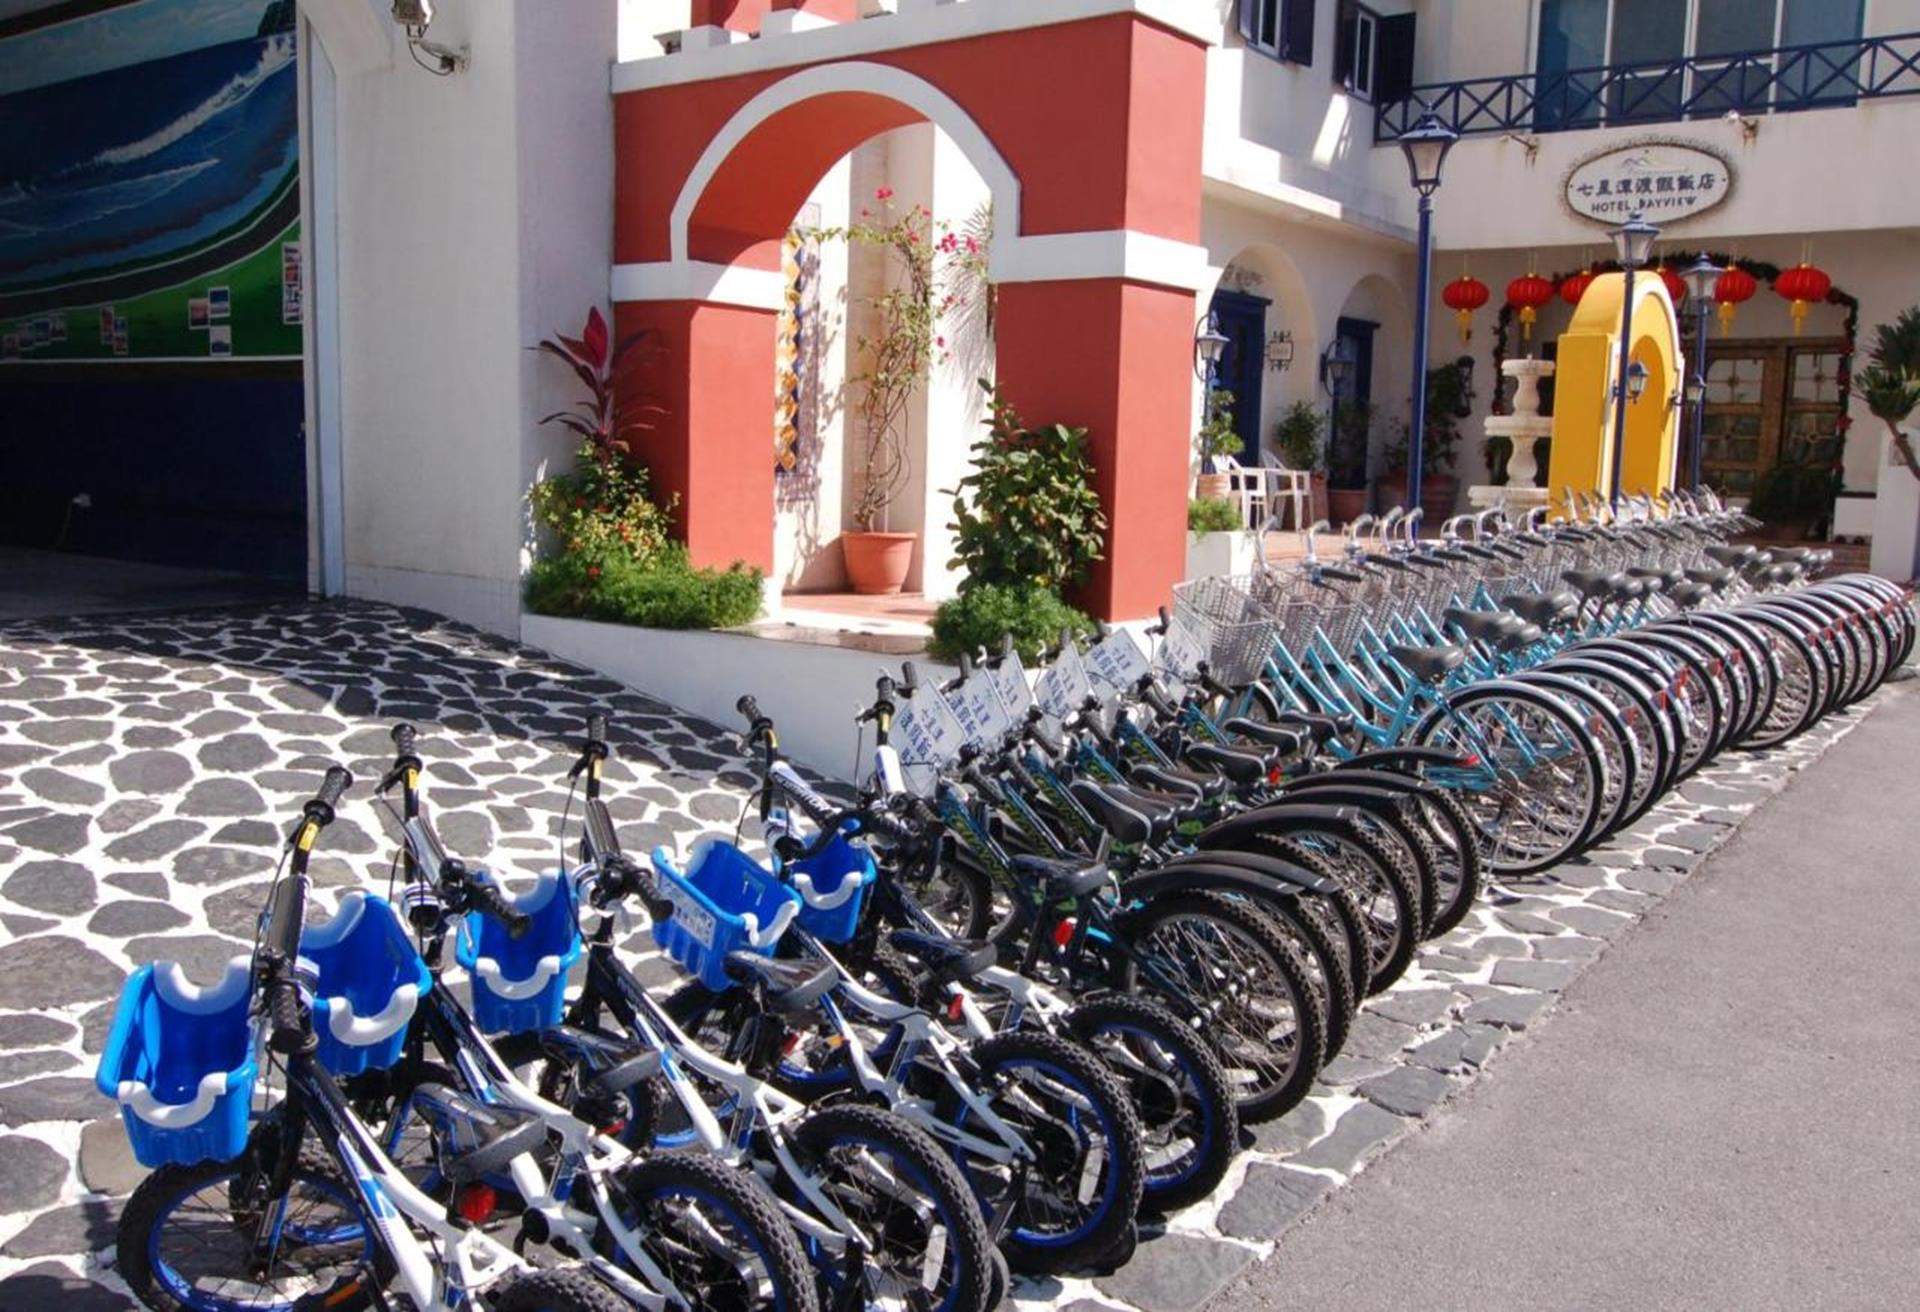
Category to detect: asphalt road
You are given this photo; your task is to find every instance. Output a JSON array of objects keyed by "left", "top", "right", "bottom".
[{"left": 1209, "top": 681, "right": 1920, "bottom": 1312}]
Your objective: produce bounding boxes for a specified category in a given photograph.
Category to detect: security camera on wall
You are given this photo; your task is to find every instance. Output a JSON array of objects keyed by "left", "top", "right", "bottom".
[{"left": 391, "top": 0, "right": 468, "bottom": 75}]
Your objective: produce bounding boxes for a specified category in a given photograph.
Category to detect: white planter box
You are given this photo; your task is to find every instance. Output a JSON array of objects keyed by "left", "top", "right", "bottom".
[
  {"left": 1184, "top": 530, "right": 1259, "bottom": 580},
  {"left": 520, "top": 613, "right": 934, "bottom": 782}
]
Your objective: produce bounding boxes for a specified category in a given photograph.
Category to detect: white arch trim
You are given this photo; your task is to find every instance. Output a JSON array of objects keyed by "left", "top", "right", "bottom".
[{"left": 669, "top": 61, "right": 1024, "bottom": 271}]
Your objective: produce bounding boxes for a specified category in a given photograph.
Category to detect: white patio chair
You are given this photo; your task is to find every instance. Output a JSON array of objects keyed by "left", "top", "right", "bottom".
[
  {"left": 1217, "top": 454, "right": 1267, "bottom": 530},
  {"left": 1258, "top": 451, "right": 1312, "bottom": 530}
]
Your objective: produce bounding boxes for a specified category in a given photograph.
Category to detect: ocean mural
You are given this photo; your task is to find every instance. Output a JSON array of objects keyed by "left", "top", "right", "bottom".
[{"left": 0, "top": 0, "right": 300, "bottom": 361}]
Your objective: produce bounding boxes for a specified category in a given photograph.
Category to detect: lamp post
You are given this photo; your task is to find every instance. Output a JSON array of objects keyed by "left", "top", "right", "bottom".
[
  {"left": 1397, "top": 111, "right": 1458, "bottom": 513},
  {"left": 1679, "top": 253, "right": 1724, "bottom": 491},
  {"left": 1194, "top": 311, "right": 1231, "bottom": 478},
  {"left": 1606, "top": 210, "right": 1659, "bottom": 505},
  {"left": 1321, "top": 340, "right": 1353, "bottom": 482}
]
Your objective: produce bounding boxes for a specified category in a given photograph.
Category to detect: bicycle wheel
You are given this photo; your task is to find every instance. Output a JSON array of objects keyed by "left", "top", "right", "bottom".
[
  {"left": 1542, "top": 657, "right": 1672, "bottom": 831},
  {"left": 1270, "top": 826, "right": 1420, "bottom": 994},
  {"left": 618, "top": 1154, "right": 821, "bottom": 1312},
  {"left": 488, "top": 1268, "right": 631, "bottom": 1312},
  {"left": 1512, "top": 670, "right": 1636, "bottom": 842},
  {"left": 944, "top": 1030, "right": 1145, "bottom": 1274},
  {"left": 787, "top": 1103, "right": 993, "bottom": 1312},
  {"left": 1413, "top": 682, "right": 1607, "bottom": 876},
  {"left": 1114, "top": 890, "right": 1325, "bottom": 1123},
  {"left": 1065, "top": 994, "right": 1238, "bottom": 1213},
  {"left": 117, "top": 1145, "right": 372, "bottom": 1312}
]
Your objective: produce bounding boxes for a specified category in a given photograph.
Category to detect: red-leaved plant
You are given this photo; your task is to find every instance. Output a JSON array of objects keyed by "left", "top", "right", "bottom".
[{"left": 534, "top": 306, "right": 660, "bottom": 462}]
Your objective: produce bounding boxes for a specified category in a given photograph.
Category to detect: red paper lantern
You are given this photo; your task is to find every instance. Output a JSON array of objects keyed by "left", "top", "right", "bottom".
[
  {"left": 1658, "top": 265, "right": 1687, "bottom": 304},
  {"left": 1713, "top": 265, "right": 1758, "bottom": 333},
  {"left": 1506, "top": 273, "right": 1555, "bottom": 344},
  {"left": 1558, "top": 268, "right": 1595, "bottom": 307},
  {"left": 1773, "top": 261, "right": 1833, "bottom": 335},
  {"left": 1441, "top": 274, "right": 1491, "bottom": 343}
]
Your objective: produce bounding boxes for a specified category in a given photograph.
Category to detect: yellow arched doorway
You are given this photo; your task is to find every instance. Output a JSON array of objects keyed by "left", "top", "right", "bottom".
[{"left": 1546, "top": 271, "right": 1684, "bottom": 505}]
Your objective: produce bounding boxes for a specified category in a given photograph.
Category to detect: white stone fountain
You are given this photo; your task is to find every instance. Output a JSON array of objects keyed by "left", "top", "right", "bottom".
[{"left": 1470, "top": 356, "right": 1555, "bottom": 515}]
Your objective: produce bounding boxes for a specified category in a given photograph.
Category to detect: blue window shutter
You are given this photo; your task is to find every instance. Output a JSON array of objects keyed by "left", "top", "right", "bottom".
[
  {"left": 1238, "top": 0, "right": 1260, "bottom": 44},
  {"left": 1375, "top": 13, "right": 1416, "bottom": 105}
]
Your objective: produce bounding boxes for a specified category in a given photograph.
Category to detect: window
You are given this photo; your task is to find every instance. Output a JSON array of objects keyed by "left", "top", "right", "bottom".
[
  {"left": 1532, "top": 0, "right": 1866, "bottom": 126},
  {"left": 1239, "top": 0, "right": 1315, "bottom": 66},
  {"left": 1334, "top": 2, "right": 1381, "bottom": 100}
]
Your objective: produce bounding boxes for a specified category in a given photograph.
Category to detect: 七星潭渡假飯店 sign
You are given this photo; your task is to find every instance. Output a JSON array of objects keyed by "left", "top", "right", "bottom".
[{"left": 1563, "top": 140, "right": 1732, "bottom": 226}]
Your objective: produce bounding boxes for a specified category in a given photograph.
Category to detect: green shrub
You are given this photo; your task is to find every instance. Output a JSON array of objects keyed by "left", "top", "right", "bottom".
[
  {"left": 947, "top": 384, "right": 1107, "bottom": 595},
  {"left": 929, "top": 583, "right": 1096, "bottom": 663},
  {"left": 1273, "top": 400, "right": 1325, "bottom": 471},
  {"left": 525, "top": 548, "right": 762, "bottom": 630},
  {"left": 1187, "top": 497, "right": 1243, "bottom": 533}
]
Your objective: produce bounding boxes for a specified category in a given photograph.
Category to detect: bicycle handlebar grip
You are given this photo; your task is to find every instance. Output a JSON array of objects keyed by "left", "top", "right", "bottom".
[
  {"left": 265, "top": 977, "right": 314, "bottom": 1056},
  {"left": 900, "top": 662, "right": 920, "bottom": 692},
  {"left": 313, "top": 765, "right": 352, "bottom": 814},
  {"left": 389, "top": 723, "right": 417, "bottom": 755},
  {"left": 1000, "top": 633, "right": 1015, "bottom": 658},
  {"left": 586, "top": 713, "right": 609, "bottom": 746},
  {"left": 736, "top": 695, "right": 763, "bottom": 725},
  {"left": 1322, "top": 566, "right": 1365, "bottom": 583},
  {"left": 470, "top": 879, "right": 532, "bottom": 940},
  {"left": 1150, "top": 605, "right": 1171, "bottom": 636},
  {"left": 262, "top": 875, "right": 305, "bottom": 960},
  {"left": 1142, "top": 681, "right": 1178, "bottom": 719},
  {"left": 956, "top": 650, "right": 973, "bottom": 679}
]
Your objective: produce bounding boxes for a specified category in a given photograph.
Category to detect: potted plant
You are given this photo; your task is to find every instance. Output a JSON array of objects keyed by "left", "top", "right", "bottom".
[
  {"left": 1862, "top": 306, "right": 1920, "bottom": 482},
  {"left": 1327, "top": 399, "right": 1371, "bottom": 526},
  {"left": 1194, "top": 387, "right": 1242, "bottom": 501},
  {"left": 1273, "top": 399, "right": 1330, "bottom": 524},
  {"left": 816, "top": 194, "right": 962, "bottom": 593}
]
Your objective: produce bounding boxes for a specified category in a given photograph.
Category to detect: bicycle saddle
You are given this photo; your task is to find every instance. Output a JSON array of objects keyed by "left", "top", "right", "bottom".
[
  {"left": 723, "top": 952, "right": 837, "bottom": 1015},
  {"left": 1220, "top": 718, "right": 1306, "bottom": 753},
  {"left": 1389, "top": 644, "right": 1467, "bottom": 683},
  {"left": 1627, "top": 566, "right": 1684, "bottom": 592},
  {"left": 1066, "top": 780, "right": 1160, "bottom": 846},
  {"left": 1769, "top": 545, "right": 1811, "bottom": 563},
  {"left": 1667, "top": 580, "right": 1714, "bottom": 610},
  {"left": 407, "top": 1083, "right": 550, "bottom": 1184},
  {"left": 1009, "top": 851, "right": 1112, "bottom": 901},
  {"left": 1703, "top": 544, "right": 1757, "bottom": 566},
  {"left": 1684, "top": 566, "right": 1737, "bottom": 591},
  {"left": 1501, "top": 591, "right": 1579, "bottom": 627},
  {"left": 1185, "top": 741, "right": 1270, "bottom": 786},
  {"left": 1561, "top": 569, "right": 1625, "bottom": 600},
  {"left": 1129, "top": 761, "right": 1231, "bottom": 802},
  {"left": 887, "top": 930, "right": 997, "bottom": 985},
  {"left": 1443, "top": 608, "right": 1526, "bottom": 645},
  {"left": 576, "top": 1049, "right": 664, "bottom": 1104},
  {"left": 1273, "top": 710, "right": 1353, "bottom": 745}
]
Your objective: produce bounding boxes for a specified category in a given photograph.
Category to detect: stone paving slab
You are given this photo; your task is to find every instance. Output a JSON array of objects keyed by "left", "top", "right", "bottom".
[{"left": 0, "top": 598, "right": 1894, "bottom": 1309}]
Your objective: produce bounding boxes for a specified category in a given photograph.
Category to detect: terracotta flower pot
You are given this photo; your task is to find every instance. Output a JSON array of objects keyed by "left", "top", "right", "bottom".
[
  {"left": 1327, "top": 487, "right": 1369, "bottom": 528},
  {"left": 1309, "top": 471, "right": 1330, "bottom": 526},
  {"left": 842, "top": 531, "right": 917, "bottom": 595},
  {"left": 1195, "top": 471, "right": 1232, "bottom": 501},
  {"left": 1420, "top": 474, "right": 1459, "bottom": 523}
]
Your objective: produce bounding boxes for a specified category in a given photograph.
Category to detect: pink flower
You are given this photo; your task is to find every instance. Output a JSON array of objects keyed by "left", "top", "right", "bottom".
[
  {"left": 935, "top": 335, "right": 946, "bottom": 348},
  {"left": 875, "top": 186, "right": 894, "bottom": 201},
  {"left": 963, "top": 236, "right": 979, "bottom": 255}
]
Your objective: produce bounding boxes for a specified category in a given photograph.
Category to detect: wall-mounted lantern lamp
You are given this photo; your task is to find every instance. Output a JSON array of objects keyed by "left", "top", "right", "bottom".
[{"left": 392, "top": 0, "right": 469, "bottom": 74}]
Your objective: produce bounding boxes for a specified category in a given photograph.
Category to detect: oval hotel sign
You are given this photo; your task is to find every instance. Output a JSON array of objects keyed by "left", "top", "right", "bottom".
[{"left": 1564, "top": 139, "right": 1733, "bottom": 226}]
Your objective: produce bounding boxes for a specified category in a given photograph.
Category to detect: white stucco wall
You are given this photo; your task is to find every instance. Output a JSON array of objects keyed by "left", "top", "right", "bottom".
[{"left": 305, "top": 0, "right": 614, "bottom": 635}]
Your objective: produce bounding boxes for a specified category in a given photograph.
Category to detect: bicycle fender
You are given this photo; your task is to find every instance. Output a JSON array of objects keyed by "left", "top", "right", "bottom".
[
  {"left": 1194, "top": 801, "right": 1365, "bottom": 852},
  {"left": 1339, "top": 746, "right": 1473, "bottom": 774},
  {"left": 1120, "top": 856, "right": 1331, "bottom": 906},
  {"left": 1153, "top": 848, "right": 1342, "bottom": 897}
]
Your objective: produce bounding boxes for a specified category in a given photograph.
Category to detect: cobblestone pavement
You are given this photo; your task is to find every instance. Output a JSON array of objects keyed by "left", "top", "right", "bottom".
[{"left": 0, "top": 599, "right": 1895, "bottom": 1309}]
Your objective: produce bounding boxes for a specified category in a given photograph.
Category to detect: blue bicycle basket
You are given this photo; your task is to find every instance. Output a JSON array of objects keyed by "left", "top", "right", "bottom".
[
  {"left": 95, "top": 956, "right": 258, "bottom": 1167},
  {"left": 785, "top": 826, "right": 876, "bottom": 945},
  {"left": 454, "top": 871, "right": 582, "bottom": 1034},
  {"left": 300, "top": 891, "right": 431, "bottom": 1076},
  {"left": 650, "top": 838, "right": 802, "bottom": 991}
]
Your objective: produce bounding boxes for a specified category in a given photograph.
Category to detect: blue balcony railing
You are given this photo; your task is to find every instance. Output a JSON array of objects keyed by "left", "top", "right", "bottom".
[{"left": 1377, "top": 31, "right": 1920, "bottom": 142}]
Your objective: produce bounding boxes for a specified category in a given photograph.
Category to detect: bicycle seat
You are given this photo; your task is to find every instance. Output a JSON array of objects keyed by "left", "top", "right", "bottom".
[
  {"left": 1130, "top": 762, "right": 1230, "bottom": 802},
  {"left": 1010, "top": 851, "right": 1112, "bottom": 901},
  {"left": 723, "top": 953, "right": 837, "bottom": 1015},
  {"left": 577, "top": 1049, "right": 664, "bottom": 1104},
  {"left": 1274, "top": 710, "right": 1353, "bottom": 745},
  {"left": 1185, "top": 741, "right": 1270, "bottom": 786},
  {"left": 1627, "top": 566, "right": 1684, "bottom": 592},
  {"left": 1067, "top": 781, "right": 1158, "bottom": 845},
  {"left": 407, "top": 1083, "right": 550, "bottom": 1184},
  {"left": 887, "top": 930, "right": 997, "bottom": 985},
  {"left": 1703, "top": 544, "right": 1756, "bottom": 566},
  {"left": 1562, "top": 569, "right": 1625, "bottom": 600},
  {"left": 1684, "top": 566, "right": 1737, "bottom": 591},
  {"left": 1220, "top": 718, "right": 1306, "bottom": 753},
  {"left": 1389, "top": 644, "right": 1467, "bottom": 683},
  {"left": 1443, "top": 608, "right": 1522, "bottom": 645},
  {"left": 1770, "top": 545, "right": 1811, "bottom": 563},
  {"left": 1502, "top": 591, "right": 1579, "bottom": 627},
  {"left": 1668, "top": 580, "right": 1713, "bottom": 610}
]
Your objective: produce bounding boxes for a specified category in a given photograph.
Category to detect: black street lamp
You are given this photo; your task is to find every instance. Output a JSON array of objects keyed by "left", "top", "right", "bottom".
[
  {"left": 1321, "top": 339, "right": 1353, "bottom": 481},
  {"left": 1679, "top": 253, "right": 1724, "bottom": 491},
  {"left": 1397, "top": 110, "right": 1457, "bottom": 513},
  {"left": 1606, "top": 209, "right": 1659, "bottom": 505}
]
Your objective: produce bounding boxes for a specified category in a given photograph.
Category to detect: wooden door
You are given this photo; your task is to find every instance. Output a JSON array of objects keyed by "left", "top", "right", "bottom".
[{"left": 1698, "top": 347, "right": 1775, "bottom": 499}]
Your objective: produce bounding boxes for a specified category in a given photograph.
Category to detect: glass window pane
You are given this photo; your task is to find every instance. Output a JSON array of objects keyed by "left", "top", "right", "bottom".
[
  {"left": 1696, "top": 0, "right": 1775, "bottom": 56},
  {"left": 1536, "top": 0, "right": 1608, "bottom": 128},
  {"left": 1782, "top": 0, "right": 1861, "bottom": 47},
  {"left": 1791, "top": 351, "right": 1842, "bottom": 403},
  {"left": 1611, "top": 0, "right": 1687, "bottom": 64}
]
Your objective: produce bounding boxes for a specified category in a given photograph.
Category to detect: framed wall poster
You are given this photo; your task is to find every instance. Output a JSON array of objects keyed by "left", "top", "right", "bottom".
[
  {"left": 209, "top": 324, "right": 232, "bottom": 356},
  {"left": 207, "top": 287, "right": 231, "bottom": 320}
]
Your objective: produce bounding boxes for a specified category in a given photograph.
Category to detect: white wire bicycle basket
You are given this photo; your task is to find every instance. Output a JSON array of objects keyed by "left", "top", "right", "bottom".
[{"left": 1169, "top": 572, "right": 1281, "bottom": 685}]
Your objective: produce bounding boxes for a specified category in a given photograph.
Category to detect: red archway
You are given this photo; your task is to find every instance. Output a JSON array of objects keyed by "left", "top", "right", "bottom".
[{"left": 612, "top": 5, "right": 1209, "bottom": 619}]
